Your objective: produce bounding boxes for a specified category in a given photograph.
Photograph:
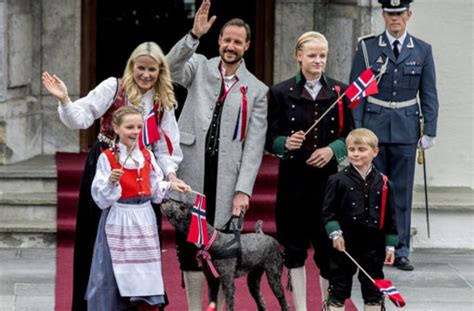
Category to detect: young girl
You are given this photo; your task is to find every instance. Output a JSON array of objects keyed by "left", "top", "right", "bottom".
[
  {"left": 42, "top": 42, "right": 184, "bottom": 310},
  {"left": 86, "top": 106, "right": 190, "bottom": 310}
]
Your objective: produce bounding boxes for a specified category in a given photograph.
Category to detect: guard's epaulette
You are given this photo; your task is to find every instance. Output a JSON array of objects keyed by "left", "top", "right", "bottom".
[{"left": 357, "top": 34, "right": 376, "bottom": 42}]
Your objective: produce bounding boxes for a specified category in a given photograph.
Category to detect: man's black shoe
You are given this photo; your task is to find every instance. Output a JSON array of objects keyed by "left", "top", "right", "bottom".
[{"left": 394, "top": 256, "right": 414, "bottom": 271}]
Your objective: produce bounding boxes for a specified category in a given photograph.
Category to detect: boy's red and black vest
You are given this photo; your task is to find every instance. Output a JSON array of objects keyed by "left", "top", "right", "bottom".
[{"left": 103, "top": 148, "right": 152, "bottom": 200}]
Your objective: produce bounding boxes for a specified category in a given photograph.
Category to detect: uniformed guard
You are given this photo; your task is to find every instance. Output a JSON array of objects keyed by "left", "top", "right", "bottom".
[{"left": 349, "top": 0, "right": 439, "bottom": 271}]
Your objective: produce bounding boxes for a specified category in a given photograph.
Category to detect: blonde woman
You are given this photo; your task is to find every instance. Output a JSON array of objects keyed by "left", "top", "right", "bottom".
[
  {"left": 265, "top": 31, "right": 354, "bottom": 310},
  {"left": 42, "top": 41, "right": 183, "bottom": 310}
]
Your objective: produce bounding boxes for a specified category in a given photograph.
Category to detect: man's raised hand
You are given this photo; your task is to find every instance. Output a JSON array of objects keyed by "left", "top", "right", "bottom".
[{"left": 192, "top": 0, "right": 217, "bottom": 38}]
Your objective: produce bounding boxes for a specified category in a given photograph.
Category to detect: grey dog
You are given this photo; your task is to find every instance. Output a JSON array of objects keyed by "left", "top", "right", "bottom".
[{"left": 160, "top": 199, "right": 290, "bottom": 311}]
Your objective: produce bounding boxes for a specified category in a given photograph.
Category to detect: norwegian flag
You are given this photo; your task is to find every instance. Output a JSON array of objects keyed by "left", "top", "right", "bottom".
[
  {"left": 346, "top": 68, "right": 379, "bottom": 109},
  {"left": 374, "top": 279, "right": 406, "bottom": 308},
  {"left": 138, "top": 109, "right": 173, "bottom": 155},
  {"left": 187, "top": 194, "right": 209, "bottom": 246},
  {"left": 138, "top": 109, "right": 160, "bottom": 149}
]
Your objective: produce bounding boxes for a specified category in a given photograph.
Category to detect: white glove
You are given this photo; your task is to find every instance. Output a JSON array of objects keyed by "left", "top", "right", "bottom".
[{"left": 420, "top": 135, "right": 436, "bottom": 149}]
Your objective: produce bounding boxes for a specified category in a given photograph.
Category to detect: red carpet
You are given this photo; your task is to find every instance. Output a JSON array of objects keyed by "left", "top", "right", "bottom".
[
  {"left": 55, "top": 153, "right": 357, "bottom": 310},
  {"left": 55, "top": 152, "right": 88, "bottom": 311}
]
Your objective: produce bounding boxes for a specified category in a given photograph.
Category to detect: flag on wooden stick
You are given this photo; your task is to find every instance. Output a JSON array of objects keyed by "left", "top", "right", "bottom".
[
  {"left": 346, "top": 68, "right": 379, "bottom": 109},
  {"left": 343, "top": 250, "right": 406, "bottom": 308},
  {"left": 138, "top": 109, "right": 161, "bottom": 149},
  {"left": 374, "top": 279, "right": 406, "bottom": 307},
  {"left": 187, "top": 194, "right": 209, "bottom": 246}
]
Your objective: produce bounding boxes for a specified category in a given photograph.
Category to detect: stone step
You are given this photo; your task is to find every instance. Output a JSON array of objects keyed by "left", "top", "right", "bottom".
[
  {"left": 0, "top": 192, "right": 56, "bottom": 222},
  {"left": 0, "top": 178, "right": 56, "bottom": 193},
  {"left": 413, "top": 187, "right": 474, "bottom": 211},
  {"left": 0, "top": 230, "right": 56, "bottom": 248},
  {"left": 0, "top": 192, "right": 56, "bottom": 248},
  {"left": 412, "top": 187, "right": 474, "bottom": 250},
  {"left": 0, "top": 155, "right": 57, "bottom": 248},
  {"left": 0, "top": 155, "right": 56, "bottom": 193},
  {"left": 0, "top": 220, "right": 56, "bottom": 233}
]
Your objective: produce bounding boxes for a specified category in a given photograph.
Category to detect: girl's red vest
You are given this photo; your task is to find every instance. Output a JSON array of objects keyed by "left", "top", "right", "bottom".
[{"left": 103, "top": 148, "right": 152, "bottom": 199}]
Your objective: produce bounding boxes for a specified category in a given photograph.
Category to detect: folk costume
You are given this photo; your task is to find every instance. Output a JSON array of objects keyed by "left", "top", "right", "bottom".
[
  {"left": 58, "top": 77, "right": 182, "bottom": 310},
  {"left": 350, "top": 4, "right": 439, "bottom": 265},
  {"left": 166, "top": 34, "right": 268, "bottom": 270},
  {"left": 265, "top": 72, "right": 354, "bottom": 286},
  {"left": 86, "top": 143, "right": 170, "bottom": 310},
  {"left": 322, "top": 165, "right": 398, "bottom": 307}
]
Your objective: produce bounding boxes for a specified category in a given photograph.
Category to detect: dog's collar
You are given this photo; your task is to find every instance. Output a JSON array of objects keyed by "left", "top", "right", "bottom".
[
  {"left": 196, "top": 230, "right": 220, "bottom": 278},
  {"left": 205, "top": 229, "right": 218, "bottom": 250}
]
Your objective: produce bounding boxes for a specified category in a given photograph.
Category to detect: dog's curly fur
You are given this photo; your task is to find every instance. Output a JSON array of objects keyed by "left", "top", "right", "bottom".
[{"left": 161, "top": 199, "right": 290, "bottom": 311}]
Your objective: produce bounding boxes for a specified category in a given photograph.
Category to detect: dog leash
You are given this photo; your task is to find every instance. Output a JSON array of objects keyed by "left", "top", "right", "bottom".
[{"left": 221, "top": 213, "right": 245, "bottom": 233}]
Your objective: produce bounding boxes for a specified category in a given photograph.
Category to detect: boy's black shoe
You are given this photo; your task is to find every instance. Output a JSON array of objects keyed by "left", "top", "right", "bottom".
[{"left": 394, "top": 256, "right": 414, "bottom": 271}]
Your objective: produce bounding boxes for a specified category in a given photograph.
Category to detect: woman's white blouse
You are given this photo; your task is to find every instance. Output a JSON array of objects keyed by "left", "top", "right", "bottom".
[
  {"left": 91, "top": 143, "right": 170, "bottom": 209},
  {"left": 58, "top": 77, "right": 182, "bottom": 176}
]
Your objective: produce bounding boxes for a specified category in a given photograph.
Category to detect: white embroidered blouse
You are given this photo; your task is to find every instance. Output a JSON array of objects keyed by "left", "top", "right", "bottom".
[
  {"left": 91, "top": 143, "right": 170, "bottom": 209},
  {"left": 57, "top": 77, "right": 183, "bottom": 176}
]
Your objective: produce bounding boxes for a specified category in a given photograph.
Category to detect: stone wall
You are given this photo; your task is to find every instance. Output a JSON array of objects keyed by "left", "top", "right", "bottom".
[
  {"left": 40, "top": 0, "right": 81, "bottom": 154},
  {"left": 273, "top": 0, "right": 317, "bottom": 83},
  {"left": 0, "top": 0, "right": 81, "bottom": 164},
  {"left": 409, "top": 0, "right": 473, "bottom": 188},
  {"left": 0, "top": 0, "right": 42, "bottom": 164}
]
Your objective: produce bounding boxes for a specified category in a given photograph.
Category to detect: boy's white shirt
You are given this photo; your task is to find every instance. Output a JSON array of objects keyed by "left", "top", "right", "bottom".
[
  {"left": 91, "top": 143, "right": 170, "bottom": 209},
  {"left": 57, "top": 77, "right": 182, "bottom": 176},
  {"left": 352, "top": 164, "right": 373, "bottom": 180}
]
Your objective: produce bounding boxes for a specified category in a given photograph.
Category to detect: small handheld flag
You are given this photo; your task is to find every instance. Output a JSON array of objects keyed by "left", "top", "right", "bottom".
[
  {"left": 138, "top": 109, "right": 160, "bottom": 149},
  {"left": 343, "top": 250, "right": 406, "bottom": 308},
  {"left": 346, "top": 68, "right": 379, "bottom": 109},
  {"left": 187, "top": 194, "right": 209, "bottom": 246},
  {"left": 138, "top": 109, "right": 173, "bottom": 155},
  {"left": 374, "top": 279, "right": 406, "bottom": 307}
]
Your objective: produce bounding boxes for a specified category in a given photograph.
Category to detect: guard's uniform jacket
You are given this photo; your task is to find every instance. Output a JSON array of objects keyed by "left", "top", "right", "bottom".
[
  {"left": 265, "top": 72, "right": 354, "bottom": 277},
  {"left": 350, "top": 32, "right": 439, "bottom": 143},
  {"left": 350, "top": 32, "right": 439, "bottom": 259},
  {"left": 322, "top": 165, "right": 398, "bottom": 303}
]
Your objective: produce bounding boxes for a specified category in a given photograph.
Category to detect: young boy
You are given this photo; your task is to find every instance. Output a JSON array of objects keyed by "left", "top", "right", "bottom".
[{"left": 322, "top": 128, "right": 398, "bottom": 311}]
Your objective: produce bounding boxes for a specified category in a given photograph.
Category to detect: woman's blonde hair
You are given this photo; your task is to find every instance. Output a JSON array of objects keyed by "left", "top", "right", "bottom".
[
  {"left": 294, "top": 31, "right": 329, "bottom": 68},
  {"left": 122, "top": 42, "right": 177, "bottom": 110}
]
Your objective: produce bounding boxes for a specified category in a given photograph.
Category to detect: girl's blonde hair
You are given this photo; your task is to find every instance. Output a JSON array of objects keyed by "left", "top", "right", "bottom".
[
  {"left": 112, "top": 106, "right": 143, "bottom": 128},
  {"left": 122, "top": 42, "right": 177, "bottom": 110},
  {"left": 294, "top": 31, "right": 329, "bottom": 68}
]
